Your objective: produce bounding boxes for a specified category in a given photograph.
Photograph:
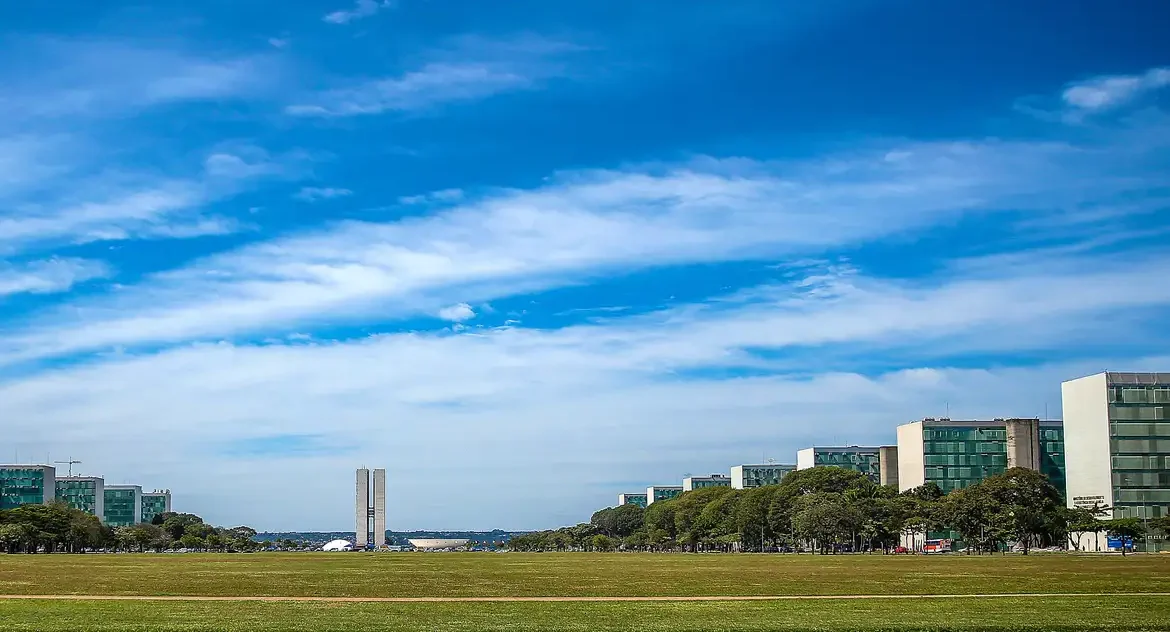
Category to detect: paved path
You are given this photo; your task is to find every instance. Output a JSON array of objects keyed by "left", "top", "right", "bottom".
[{"left": 2, "top": 593, "right": 1169, "bottom": 603}]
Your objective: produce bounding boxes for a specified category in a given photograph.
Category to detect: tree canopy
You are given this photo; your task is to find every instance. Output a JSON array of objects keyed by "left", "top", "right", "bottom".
[{"left": 511, "top": 466, "right": 1086, "bottom": 554}]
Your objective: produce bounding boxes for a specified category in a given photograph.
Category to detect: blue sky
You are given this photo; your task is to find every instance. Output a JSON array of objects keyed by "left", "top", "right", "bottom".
[{"left": 1, "top": 0, "right": 1168, "bottom": 531}]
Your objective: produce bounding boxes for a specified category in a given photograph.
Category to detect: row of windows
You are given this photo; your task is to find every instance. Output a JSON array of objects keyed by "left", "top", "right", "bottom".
[
  {"left": 814, "top": 454, "right": 880, "bottom": 464},
  {"left": 1115, "top": 489, "right": 1170, "bottom": 503},
  {"left": 1114, "top": 455, "right": 1170, "bottom": 470},
  {"left": 926, "top": 466, "right": 1006, "bottom": 480},
  {"left": 1114, "top": 472, "right": 1170, "bottom": 487},
  {"left": 1111, "top": 421, "right": 1170, "bottom": 437},
  {"left": 1113, "top": 504, "right": 1167, "bottom": 519},
  {"left": 1109, "top": 387, "right": 1170, "bottom": 404},
  {"left": 1111, "top": 439, "right": 1170, "bottom": 454},
  {"left": 1109, "top": 406, "right": 1168, "bottom": 422},
  {"left": 924, "top": 428, "right": 1007, "bottom": 441},
  {"left": 924, "top": 454, "right": 1007, "bottom": 466},
  {"left": 925, "top": 441, "right": 1007, "bottom": 454}
]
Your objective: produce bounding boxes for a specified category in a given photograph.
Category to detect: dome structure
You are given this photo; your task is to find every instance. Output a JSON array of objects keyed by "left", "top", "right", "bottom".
[
  {"left": 322, "top": 539, "right": 354, "bottom": 551},
  {"left": 408, "top": 538, "right": 469, "bottom": 550}
]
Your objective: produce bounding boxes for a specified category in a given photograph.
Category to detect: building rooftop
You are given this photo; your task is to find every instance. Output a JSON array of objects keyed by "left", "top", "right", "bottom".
[
  {"left": 1105, "top": 372, "right": 1170, "bottom": 385},
  {"left": 909, "top": 417, "right": 1061, "bottom": 426}
]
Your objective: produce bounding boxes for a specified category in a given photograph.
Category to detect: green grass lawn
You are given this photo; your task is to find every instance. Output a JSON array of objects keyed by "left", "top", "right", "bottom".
[
  {"left": 2, "top": 554, "right": 1170, "bottom": 631},
  {"left": 2, "top": 596, "right": 1169, "bottom": 631},
  {"left": 1, "top": 552, "right": 1169, "bottom": 598}
]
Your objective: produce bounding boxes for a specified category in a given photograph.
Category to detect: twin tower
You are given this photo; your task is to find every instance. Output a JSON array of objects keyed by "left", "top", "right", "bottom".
[{"left": 355, "top": 468, "right": 387, "bottom": 548}]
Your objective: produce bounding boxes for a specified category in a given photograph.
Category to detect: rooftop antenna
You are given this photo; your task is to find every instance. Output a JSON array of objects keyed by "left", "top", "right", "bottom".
[{"left": 54, "top": 458, "right": 82, "bottom": 477}]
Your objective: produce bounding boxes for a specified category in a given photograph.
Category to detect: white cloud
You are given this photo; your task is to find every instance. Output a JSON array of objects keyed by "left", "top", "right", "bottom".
[
  {"left": 0, "top": 295, "right": 1164, "bottom": 528},
  {"left": 294, "top": 187, "right": 353, "bottom": 202},
  {"left": 323, "top": 0, "right": 393, "bottom": 24},
  {"left": 398, "top": 188, "right": 464, "bottom": 205},
  {"left": 2, "top": 117, "right": 1168, "bottom": 363},
  {"left": 0, "top": 258, "right": 110, "bottom": 297},
  {"left": 0, "top": 147, "right": 299, "bottom": 255},
  {"left": 1062, "top": 67, "right": 1170, "bottom": 113},
  {"left": 268, "top": 38, "right": 289, "bottom": 49},
  {"left": 438, "top": 302, "right": 475, "bottom": 322},
  {"left": 0, "top": 40, "right": 280, "bottom": 122},
  {"left": 286, "top": 36, "right": 580, "bottom": 117}
]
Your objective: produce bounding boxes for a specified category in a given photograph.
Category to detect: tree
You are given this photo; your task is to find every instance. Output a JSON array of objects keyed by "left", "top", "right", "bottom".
[
  {"left": 791, "top": 493, "right": 862, "bottom": 554},
  {"left": 0, "top": 524, "right": 23, "bottom": 554},
  {"left": 941, "top": 485, "right": 999, "bottom": 553},
  {"left": 1062, "top": 505, "right": 1108, "bottom": 551},
  {"left": 1104, "top": 518, "right": 1145, "bottom": 556},
  {"left": 735, "top": 485, "right": 778, "bottom": 551},
  {"left": 161, "top": 514, "right": 205, "bottom": 541},
  {"left": 979, "top": 468, "right": 1064, "bottom": 554},
  {"left": 590, "top": 504, "right": 644, "bottom": 538},
  {"left": 591, "top": 534, "right": 615, "bottom": 552}
]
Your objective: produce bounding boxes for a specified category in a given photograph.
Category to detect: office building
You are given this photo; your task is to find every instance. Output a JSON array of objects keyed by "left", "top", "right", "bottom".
[
  {"left": 646, "top": 485, "right": 683, "bottom": 505},
  {"left": 1063, "top": 372, "right": 1170, "bottom": 553},
  {"left": 104, "top": 485, "right": 142, "bottom": 526},
  {"left": 141, "top": 490, "right": 172, "bottom": 524},
  {"left": 730, "top": 463, "right": 796, "bottom": 489},
  {"left": 56, "top": 476, "right": 105, "bottom": 517},
  {"left": 0, "top": 465, "right": 56, "bottom": 510},
  {"left": 796, "top": 446, "right": 892, "bottom": 483},
  {"left": 682, "top": 474, "right": 731, "bottom": 491},
  {"left": 617, "top": 493, "right": 647, "bottom": 508},
  {"left": 896, "top": 418, "right": 1065, "bottom": 494},
  {"left": 355, "top": 468, "right": 387, "bottom": 548}
]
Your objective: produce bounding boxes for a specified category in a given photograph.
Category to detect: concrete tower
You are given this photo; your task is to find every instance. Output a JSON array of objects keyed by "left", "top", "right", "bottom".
[
  {"left": 355, "top": 468, "right": 369, "bottom": 548},
  {"left": 372, "top": 468, "right": 387, "bottom": 548}
]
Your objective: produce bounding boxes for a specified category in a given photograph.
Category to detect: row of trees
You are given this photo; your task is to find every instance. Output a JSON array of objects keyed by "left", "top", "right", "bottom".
[
  {"left": 0, "top": 504, "right": 259, "bottom": 553},
  {"left": 510, "top": 467, "right": 1170, "bottom": 554}
]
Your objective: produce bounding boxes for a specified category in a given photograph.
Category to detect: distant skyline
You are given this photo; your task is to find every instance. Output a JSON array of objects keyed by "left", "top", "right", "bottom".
[{"left": 1, "top": 0, "right": 1169, "bottom": 531}]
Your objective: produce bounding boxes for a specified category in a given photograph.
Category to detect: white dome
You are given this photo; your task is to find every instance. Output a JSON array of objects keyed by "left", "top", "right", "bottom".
[
  {"left": 408, "top": 538, "right": 469, "bottom": 550},
  {"left": 322, "top": 539, "right": 354, "bottom": 551}
]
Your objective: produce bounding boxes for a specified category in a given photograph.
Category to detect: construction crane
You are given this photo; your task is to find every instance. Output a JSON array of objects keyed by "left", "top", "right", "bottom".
[{"left": 54, "top": 458, "right": 81, "bottom": 477}]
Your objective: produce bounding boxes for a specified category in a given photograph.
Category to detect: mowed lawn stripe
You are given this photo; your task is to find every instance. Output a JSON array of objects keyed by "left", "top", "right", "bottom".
[
  {"left": 2, "top": 592, "right": 1170, "bottom": 602},
  {"left": 2, "top": 596, "right": 1170, "bottom": 632},
  {"left": 1, "top": 553, "right": 1169, "bottom": 598}
]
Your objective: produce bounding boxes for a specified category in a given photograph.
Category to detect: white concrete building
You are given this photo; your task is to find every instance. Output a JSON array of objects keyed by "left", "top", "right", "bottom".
[
  {"left": 730, "top": 464, "right": 796, "bottom": 489},
  {"left": 682, "top": 474, "right": 731, "bottom": 491},
  {"left": 1063, "top": 372, "right": 1170, "bottom": 553},
  {"left": 646, "top": 485, "right": 683, "bottom": 505}
]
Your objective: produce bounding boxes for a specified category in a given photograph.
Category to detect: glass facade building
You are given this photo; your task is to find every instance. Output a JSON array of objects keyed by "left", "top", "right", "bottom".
[
  {"left": 103, "top": 485, "right": 142, "bottom": 527},
  {"left": 141, "top": 491, "right": 171, "bottom": 524},
  {"left": 796, "top": 447, "right": 884, "bottom": 483},
  {"left": 731, "top": 464, "right": 796, "bottom": 489},
  {"left": 682, "top": 475, "right": 731, "bottom": 491},
  {"left": 1064, "top": 372, "right": 1169, "bottom": 553},
  {"left": 0, "top": 465, "right": 56, "bottom": 510},
  {"left": 55, "top": 476, "right": 105, "bottom": 516},
  {"left": 646, "top": 485, "right": 683, "bottom": 505},
  {"left": 617, "top": 493, "right": 647, "bottom": 508},
  {"left": 897, "top": 419, "right": 1065, "bottom": 495}
]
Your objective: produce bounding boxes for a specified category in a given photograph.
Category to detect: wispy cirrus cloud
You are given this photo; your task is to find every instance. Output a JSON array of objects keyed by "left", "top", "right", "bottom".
[
  {"left": 0, "top": 40, "right": 281, "bottom": 123},
  {"left": 2, "top": 105, "right": 1168, "bottom": 364},
  {"left": 294, "top": 187, "right": 353, "bottom": 202},
  {"left": 0, "top": 258, "right": 110, "bottom": 298},
  {"left": 323, "top": 0, "right": 394, "bottom": 25},
  {"left": 1062, "top": 67, "right": 1170, "bottom": 113},
  {"left": 285, "top": 35, "right": 583, "bottom": 117},
  {"left": 0, "top": 148, "right": 303, "bottom": 255}
]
